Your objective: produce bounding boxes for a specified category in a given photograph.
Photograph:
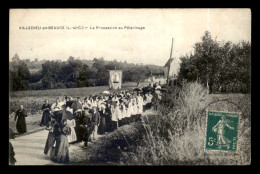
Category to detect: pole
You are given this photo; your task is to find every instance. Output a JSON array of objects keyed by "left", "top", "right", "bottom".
[
  {"left": 204, "top": 8, "right": 210, "bottom": 165},
  {"left": 167, "top": 38, "right": 174, "bottom": 85}
]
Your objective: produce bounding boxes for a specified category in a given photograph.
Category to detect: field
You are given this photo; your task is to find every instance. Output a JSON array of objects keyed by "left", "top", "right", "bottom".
[
  {"left": 9, "top": 82, "right": 251, "bottom": 165},
  {"left": 9, "top": 82, "right": 149, "bottom": 115},
  {"left": 9, "top": 82, "right": 148, "bottom": 134},
  {"left": 114, "top": 83, "right": 251, "bottom": 165}
]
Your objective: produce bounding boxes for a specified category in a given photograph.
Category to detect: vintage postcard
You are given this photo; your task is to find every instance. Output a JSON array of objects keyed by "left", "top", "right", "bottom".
[{"left": 9, "top": 8, "right": 251, "bottom": 165}]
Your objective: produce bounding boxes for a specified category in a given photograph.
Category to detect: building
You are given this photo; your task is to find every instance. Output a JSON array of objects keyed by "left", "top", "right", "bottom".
[
  {"left": 163, "top": 58, "right": 180, "bottom": 80},
  {"left": 145, "top": 75, "right": 167, "bottom": 85}
]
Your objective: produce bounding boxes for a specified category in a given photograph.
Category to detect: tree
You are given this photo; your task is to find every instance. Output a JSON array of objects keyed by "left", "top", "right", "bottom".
[
  {"left": 9, "top": 54, "right": 30, "bottom": 91},
  {"left": 77, "top": 64, "right": 90, "bottom": 87},
  {"left": 178, "top": 31, "right": 251, "bottom": 93}
]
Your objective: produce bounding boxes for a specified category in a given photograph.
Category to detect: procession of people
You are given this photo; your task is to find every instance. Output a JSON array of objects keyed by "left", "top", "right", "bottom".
[
  {"left": 11, "top": 82, "right": 162, "bottom": 164},
  {"left": 41, "top": 83, "right": 163, "bottom": 164}
]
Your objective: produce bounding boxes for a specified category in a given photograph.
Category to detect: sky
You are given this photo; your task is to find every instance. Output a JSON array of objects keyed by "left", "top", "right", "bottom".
[{"left": 9, "top": 9, "right": 251, "bottom": 66}]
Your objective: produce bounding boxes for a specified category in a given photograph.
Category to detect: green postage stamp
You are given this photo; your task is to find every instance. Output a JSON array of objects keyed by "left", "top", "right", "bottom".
[{"left": 205, "top": 111, "right": 240, "bottom": 152}]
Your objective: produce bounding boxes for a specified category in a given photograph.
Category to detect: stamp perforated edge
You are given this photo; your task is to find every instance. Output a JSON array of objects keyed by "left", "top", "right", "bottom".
[{"left": 204, "top": 110, "right": 241, "bottom": 154}]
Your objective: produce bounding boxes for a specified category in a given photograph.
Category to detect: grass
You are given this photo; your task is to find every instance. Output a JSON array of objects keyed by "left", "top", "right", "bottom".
[
  {"left": 9, "top": 113, "right": 44, "bottom": 135},
  {"left": 88, "top": 82, "right": 251, "bottom": 165},
  {"left": 9, "top": 82, "right": 251, "bottom": 165},
  {"left": 129, "top": 82, "right": 251, "bottom": 165},
  {"left": 9, "top": 82, "right": 148, "bottom": 115},
  {"left": 9, "top": 82, "right": 149, "bottom": 134}
]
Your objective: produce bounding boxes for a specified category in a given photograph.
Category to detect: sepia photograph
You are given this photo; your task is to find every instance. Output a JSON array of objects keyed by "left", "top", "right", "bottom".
[{"left": 9, "top": 8, "right": 251, "bottom": 165}]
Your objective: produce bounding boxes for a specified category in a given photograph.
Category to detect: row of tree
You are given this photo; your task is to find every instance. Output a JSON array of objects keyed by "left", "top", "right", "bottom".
[
  {"left": 177, "top": 31, "right": 251, "bottom": 93},
  {"left": 9, "top": 55, "right": 164, "bottom": 91},
  {"left": 9, "top": 31, "right": 251, "bottom": 92}
]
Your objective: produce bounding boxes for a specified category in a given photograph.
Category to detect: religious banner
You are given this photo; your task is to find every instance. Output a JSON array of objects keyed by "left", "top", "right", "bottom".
[{"left": 109, "top": 70, "right": 123, "bottom": 89}]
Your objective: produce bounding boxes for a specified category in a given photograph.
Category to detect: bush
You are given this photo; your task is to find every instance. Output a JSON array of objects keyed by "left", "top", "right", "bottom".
[
  {"left": 120, "top": 82, "right": 250, "bottom": 165},
  {"left": 28, "top": 81, "right": 43, "bottom": 90},
  {"left": 54, "top": 82, "right": 66, "bottom": 89},
  {"left": 65, "top": 82, "right": 77, "bottom": 88}
]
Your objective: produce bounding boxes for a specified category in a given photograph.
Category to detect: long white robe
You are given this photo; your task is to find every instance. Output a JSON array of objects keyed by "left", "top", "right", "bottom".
[
  {"left": 67, "top": 119, "right": 77, "bottom": 143},
  {"left": 121, "top": 105, "right": 127, "bottom": 119},
  {"left": 137, "top": 96, "right": 143, "bottom": 114},
  {"left": 126, "top": 104, "right": 132, "bottom": 118},
  {"left": 114, "top": 106, "right": 122, "bottom": 120},
  {"left": 111, "top": 107, "right": 117, "bottom": 121}
]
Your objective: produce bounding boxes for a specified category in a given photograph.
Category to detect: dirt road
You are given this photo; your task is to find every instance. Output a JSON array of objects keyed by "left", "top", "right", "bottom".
[
  {"left": 10, "top": 128, "right": 106, "bottom": 165},
  {"left": 10, "top": 110, "right": 154, "bottom": 165}
]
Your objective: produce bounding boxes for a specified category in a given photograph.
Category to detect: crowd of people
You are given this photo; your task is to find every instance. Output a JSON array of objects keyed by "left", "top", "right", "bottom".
[
  {"left": 10, "top": 82, "right": 163, "bottom": 164},
  {"left": 41, "top": 85, "right": 161, "bottom": 164}
]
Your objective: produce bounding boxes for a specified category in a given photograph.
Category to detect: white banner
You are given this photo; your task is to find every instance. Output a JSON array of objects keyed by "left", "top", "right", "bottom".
[{"left": 109, "top": 70, "right": 122, "bottom": 89}]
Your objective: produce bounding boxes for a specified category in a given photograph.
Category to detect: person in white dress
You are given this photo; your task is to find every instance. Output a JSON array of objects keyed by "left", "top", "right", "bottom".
[
  {"left": 120, "top": 102, "right": 127, "bottom": 126},
  {"left": 51, "top": 98, "right": 62, "bottom": 112},
  {"left": 136, "top": 93, "right": 143, "bottom": 122},
  {"left": 86, "top": 97, "right": 92, "bottom": 109},
  {"left": 92, "top": 97, "right": 98, "bottom": 108},
  {"left": 67, "top": 119, "right": 77, "bottom": 143},
  {"left": 131, "top": 98, "right": 138, "bottom": 122},
  {"left": 136, "top": 93, "right": 144, "bottom": 114},
  {"left": 127, "top": 99, "right": 133, "bottom": 124},
  {"left": 59, "top": 97, "right": 67, "bottom": 108},
  {"left": 111, "top": 103, "right": 119, "bottom": 131},
  {"left": 117, "top": 102, "right": 123, "bottom": 127}
]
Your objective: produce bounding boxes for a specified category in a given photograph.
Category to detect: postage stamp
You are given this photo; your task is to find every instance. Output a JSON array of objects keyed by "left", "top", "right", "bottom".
[{"left": 205, "top": 111, "right": 240, "bottom": 152}]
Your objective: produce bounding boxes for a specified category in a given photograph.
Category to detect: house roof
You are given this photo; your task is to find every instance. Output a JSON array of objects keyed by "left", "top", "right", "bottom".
[{"left": 164, "top": 58, "right": 174, "bottom": 67}]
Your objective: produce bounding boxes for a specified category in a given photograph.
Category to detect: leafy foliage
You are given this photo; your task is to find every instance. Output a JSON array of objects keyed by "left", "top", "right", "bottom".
[
  {"left": 11, "top": 55, "right": 163, "bottom": 91},
  {"left": 118, "top": 82, "right": 250, "bottom": 165},
  {"left": 178, "top": 31, "right": 251, "bottom": 93},
  {"left": 9, "top": 54, "right": 30, "bottom": 91}
]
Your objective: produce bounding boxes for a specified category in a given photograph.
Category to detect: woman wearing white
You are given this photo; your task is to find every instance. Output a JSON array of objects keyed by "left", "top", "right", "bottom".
[
  {"left": 131, "top": 98, "right": 138, "bottom": 122},
  {"left": 127, "top": 99, "right": 133, "bottom": 123},
  {"left": 67, "top": 119, "right": 77, "bottom": 143},
  {"left": 136, "top": 94, "right": 143, "bottom": 122},
  {"left": 113, "top": 102, "right": 121, "bottom": 128},
  {"left": 136, "top": 94, "right": 144, "bottom": 114},
  {"left": 120, "top": 102, "right": 127, "bottom": 126},
  {"left": 117, "top": 102, "right": 123, "bottom": 127},
  {"left": 92, "top": 97, "right": 98, "bottom": 108}
]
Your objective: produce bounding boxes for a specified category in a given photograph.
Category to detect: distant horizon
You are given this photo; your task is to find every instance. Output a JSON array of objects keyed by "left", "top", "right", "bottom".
[{"left": 10, "top": 55, "right": 169, "bottom": 67}]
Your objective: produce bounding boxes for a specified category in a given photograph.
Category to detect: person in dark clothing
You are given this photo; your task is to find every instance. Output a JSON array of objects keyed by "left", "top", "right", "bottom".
[
  {"left": 44, "top": 116, "right": 59, "bottom": 156},
  {"left": 9, "top": 141, "right": 16, "bottom": 165},
  {"left": 51, "top": 119, "right": 70, "bottom": 164},
  {"left": 40, "top": 100, "right": 51, "bottom": 126},
  {"left": 74, "top": 110, "right": 82, "bottom": 142},
  {"left": 98, "top": 104, "right": 107, "bottom": 135},
  {"left": 9, "top": 128, "right": 16, "bottom": 165},
  {"left": 90, "top": 106, "right": 100, "bottom": 141},
  {"left": 81, "top": 108, "right": 92, "bottom": 148},
  {"left": 14, "top": 105, "right": 27, "bottom": 134},
  {"left": 65, "top": 97, "right": 73, "bottom": 108},
  {"left": 105, "top": 103, "right": 112, "bottom": 132}
]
